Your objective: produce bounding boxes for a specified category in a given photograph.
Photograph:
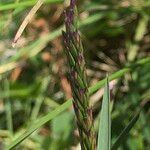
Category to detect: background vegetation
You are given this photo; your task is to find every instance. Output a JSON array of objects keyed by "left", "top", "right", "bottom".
[{"left": 0, "top": 0, "right": 150, "bottom": 149}]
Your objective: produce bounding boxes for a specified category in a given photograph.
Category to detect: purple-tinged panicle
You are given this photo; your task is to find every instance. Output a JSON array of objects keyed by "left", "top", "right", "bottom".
[
  {"left": 69, "top": 0, "right": 76, "bottom": 22},
  {"left": 70, "top": 0, "right": 76, "bottom": 8},
  {"left": 64, "top": 0, "right": 78, "bottom": 42},
  {"left": 62, "top": 0, "right": 96, "bottom": 149}
]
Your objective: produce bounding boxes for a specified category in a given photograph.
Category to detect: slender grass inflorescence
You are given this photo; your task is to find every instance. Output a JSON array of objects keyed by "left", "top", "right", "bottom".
[{"left": 62, "top": 0, "right": 96, "bottom": 149}]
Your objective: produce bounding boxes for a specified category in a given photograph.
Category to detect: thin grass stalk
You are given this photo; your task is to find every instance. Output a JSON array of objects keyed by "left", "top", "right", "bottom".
[
  {"left": 4, "top": 78, "right": 13, "bottom": 136},
  {"left": 62, "top": 0, "right": 96, "bottom": 149}
]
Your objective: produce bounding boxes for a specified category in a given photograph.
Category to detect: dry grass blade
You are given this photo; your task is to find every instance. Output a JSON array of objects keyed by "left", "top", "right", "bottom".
[{"left": 12, "top": 0, "right": 44, "bottom": 47}]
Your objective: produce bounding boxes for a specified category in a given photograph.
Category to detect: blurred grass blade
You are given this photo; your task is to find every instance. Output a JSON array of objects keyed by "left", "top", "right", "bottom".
[
  {"left": 97, "top": 77, "right": 111, "bottom": 150},
  {"left": 127, "top": 14, "right": 149, "bottom": 61},
  {"left": 6, "top": 100, "right": 72, "bottom": 150},
  {"left": 30, "top": 76, "right": 51, "bottom": 120},
  {"left": 0, "top": 62, "right": 19, "bottom": 74},
  {"left": 111, "top": 111, "right": 140, "bottom": 150},
  {"left": 4, "top": 79, "right": 13, "bottom": 136},
  {"left": 0, "top": 0, "right": 63, "bottom": 11}
]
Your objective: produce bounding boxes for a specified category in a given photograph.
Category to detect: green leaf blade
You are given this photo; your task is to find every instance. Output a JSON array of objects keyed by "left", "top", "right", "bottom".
[
  {"left": 6, "top": 100, "right": 72, "bottom": 150},
  {"left": 97, "top": 77, "right": 111, "bottom": 150},
  {"left": 111, "top": 111, "right": 140, "bottom": 150}
]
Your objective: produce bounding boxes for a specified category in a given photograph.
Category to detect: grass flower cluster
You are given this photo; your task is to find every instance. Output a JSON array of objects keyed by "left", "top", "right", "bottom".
[{"left": 62, "top": 0, "right": 96, "bottom": 149}]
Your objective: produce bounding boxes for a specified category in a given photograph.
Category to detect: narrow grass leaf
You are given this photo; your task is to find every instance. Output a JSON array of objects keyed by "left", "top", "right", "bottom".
[
  {"left": 4, "top": 79, "right": 13, "bottom": 136},
  {"left": 111, "top": 111, "right": 140, "bottom": 150},
  {"left": 6, "top": 100, "right": 72, "bottom": 150},
  {"left": 97, "top": 77, "right": 111, "bottom": 150}
]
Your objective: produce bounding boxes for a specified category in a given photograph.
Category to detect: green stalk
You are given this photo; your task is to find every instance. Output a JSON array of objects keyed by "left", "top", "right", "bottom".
[
  {"left": 4, "top": 78, "right": 13, "bottom": 136},
  {"left": 62, "top": 0, "right": 96, "bottom": 149}
]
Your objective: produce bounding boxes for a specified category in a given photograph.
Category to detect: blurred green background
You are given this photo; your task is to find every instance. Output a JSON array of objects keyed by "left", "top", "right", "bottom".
[{"left": 0, "top": 0, "right": 150, "bottom": 149}]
